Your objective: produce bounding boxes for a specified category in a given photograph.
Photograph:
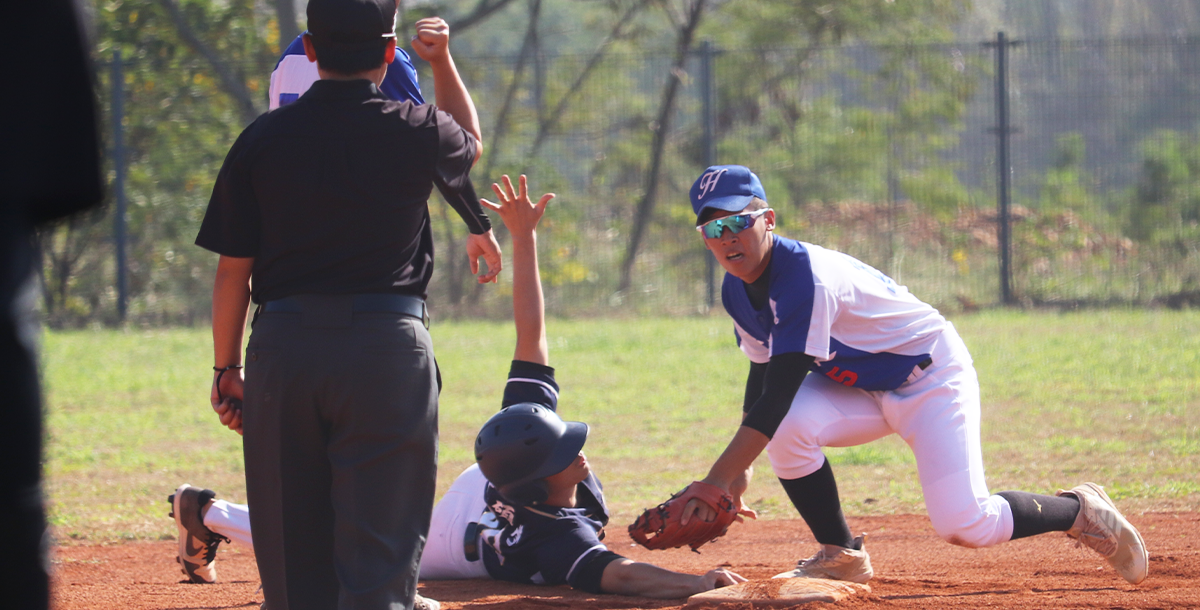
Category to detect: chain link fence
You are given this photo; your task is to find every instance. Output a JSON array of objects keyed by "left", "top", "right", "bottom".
[{"left": 51, "top": 36, "right": 1200, "bottom": 325}]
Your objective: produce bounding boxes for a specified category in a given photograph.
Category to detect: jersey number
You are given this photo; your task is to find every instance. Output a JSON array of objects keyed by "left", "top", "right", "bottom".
[{"left": 824, "top": 366, "right": 858, "bottom": 387}]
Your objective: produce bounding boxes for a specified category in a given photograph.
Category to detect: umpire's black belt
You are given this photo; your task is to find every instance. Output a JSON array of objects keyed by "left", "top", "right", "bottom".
[{"left": 261, "top": 294, "right": 429, "bottom": 329}]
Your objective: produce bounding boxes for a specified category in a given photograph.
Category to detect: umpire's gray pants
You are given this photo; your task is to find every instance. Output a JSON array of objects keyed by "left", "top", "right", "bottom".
[{"left": 243, "top": 305, "right": 438, "bottom": 610}]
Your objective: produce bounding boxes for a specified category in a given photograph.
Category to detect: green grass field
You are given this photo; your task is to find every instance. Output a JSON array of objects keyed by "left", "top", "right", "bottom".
[{"left": 41, "top": 310, "right": 1200, "bottom": 543}]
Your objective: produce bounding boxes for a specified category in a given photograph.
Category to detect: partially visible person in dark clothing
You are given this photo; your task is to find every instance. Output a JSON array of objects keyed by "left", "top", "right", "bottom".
[
  {"left": 195, "top": 2, "right": 499, "bottom": 608},
  {"left": 1, "top": 2, "right": 104, "bottom": 609}
]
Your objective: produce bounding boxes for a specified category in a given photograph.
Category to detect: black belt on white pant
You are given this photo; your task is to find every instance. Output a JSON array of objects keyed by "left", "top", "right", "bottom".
[{"left": 463, "top": 522, "right": 482, "bottom": 562}]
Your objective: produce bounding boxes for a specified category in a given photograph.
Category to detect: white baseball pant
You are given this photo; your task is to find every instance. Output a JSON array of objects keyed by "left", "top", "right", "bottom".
[{"left": 765, "top": 323, "right": 1015, "bottom": 548}]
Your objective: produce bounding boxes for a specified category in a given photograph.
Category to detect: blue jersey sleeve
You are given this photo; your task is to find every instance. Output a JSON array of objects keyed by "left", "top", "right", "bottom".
[
  {"left": 502, "top": 360, "right": 560, "bottom": 411},
  {"left": 380, "top": 47, "right": 425, "bottom": 104},
  {"left": 767, "top": 240, "right": 818, "bottom": 357}
]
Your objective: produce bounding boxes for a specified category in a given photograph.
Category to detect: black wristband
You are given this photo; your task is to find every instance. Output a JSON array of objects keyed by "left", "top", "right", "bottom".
[{"left": 212, "top": 365, "right": 243, "bottom": 402}]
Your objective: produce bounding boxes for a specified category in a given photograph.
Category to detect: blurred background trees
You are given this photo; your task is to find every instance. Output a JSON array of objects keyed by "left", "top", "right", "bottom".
[{"left": 48, "top": 0, "right": 1200, "bottom": 326}]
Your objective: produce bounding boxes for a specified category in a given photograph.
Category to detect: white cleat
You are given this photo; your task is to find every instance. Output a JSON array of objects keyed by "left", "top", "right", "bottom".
[
  {"left": 773, "top": 534, "right": 874, "bottom": 584},
  {"left": 1057, "top": 482, "right": 1149, "bottom": 585}
]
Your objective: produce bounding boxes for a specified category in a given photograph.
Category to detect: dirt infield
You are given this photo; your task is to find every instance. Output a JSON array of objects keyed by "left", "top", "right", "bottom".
[{"left": 52, "top": 513, "right": 1200, "bottom": 609}]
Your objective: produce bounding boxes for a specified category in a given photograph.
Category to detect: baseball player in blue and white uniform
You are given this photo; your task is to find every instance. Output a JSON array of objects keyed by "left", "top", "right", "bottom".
[
  {"left": 269, "top": 31, "right": 424, "bottom": 109},
  {"left": 680, "top": 164, "right": 1149, "bottom": 586},
  {"left": 170, "top": 175, "right": 743, "bottom": 599}
]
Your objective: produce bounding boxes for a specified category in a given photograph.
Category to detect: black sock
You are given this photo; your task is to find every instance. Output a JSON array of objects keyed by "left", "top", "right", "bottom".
[
  {"left": 997, "top": 491, "right": 1080, "bottom": 540},
  {"left": 778, "top": 457, "right": 855, "bottom": 548}
]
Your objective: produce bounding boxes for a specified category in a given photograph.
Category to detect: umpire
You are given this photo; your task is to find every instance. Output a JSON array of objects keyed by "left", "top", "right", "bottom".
[{"left": 194, "top": 0, "right": 500, "bottom": 608}]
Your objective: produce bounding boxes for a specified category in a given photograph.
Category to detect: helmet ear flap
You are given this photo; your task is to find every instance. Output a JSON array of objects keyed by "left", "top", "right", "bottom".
[{"left": 501, "top": 479, "right": 550, "bottom": 505}]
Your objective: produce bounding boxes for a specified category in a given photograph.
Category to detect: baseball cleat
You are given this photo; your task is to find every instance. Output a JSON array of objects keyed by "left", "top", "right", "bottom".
[
  {"left": 414, "top": 593, "right": 440, "bottom": 610},
  {"left": 169, "top": 484, "right": 228, "bottom": 584},
  {"left": 1057, "top": 483, "right": 1148, "bottom": 584},
  {"left": 772, "top": 534, "right": 874, "bottom": 584}
]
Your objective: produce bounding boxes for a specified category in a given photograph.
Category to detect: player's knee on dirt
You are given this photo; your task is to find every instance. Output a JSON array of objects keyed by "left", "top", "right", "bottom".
[{"left": 927, "top": 492, "right": 1012, "bottom": 549}]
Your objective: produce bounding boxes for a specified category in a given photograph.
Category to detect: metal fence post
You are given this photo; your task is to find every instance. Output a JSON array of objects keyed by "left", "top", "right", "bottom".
[
  {"left": 112, "top": 50, "right": 128, "bottom": 322},
  {"left": 985, "top": 31, "right": 1020, "bottom": 306},
  {"left": 700, "top": 39, "right": 717, "bottom": 309}
]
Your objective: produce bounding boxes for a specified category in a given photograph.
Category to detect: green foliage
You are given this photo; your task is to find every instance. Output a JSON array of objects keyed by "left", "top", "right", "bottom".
[
  {"left": 45, "top": 0, "right": 278, "bottom": 326},
  {"left": 1116, "top": 129, "right": 1200, "bottom": 295},
  {"left": 1038, "top": 133, "right": 1092, "bottom": 211},
  {"left": 414, "top": 0, "right": 989, "bottom": 314},
  {"left": 1127, "top": 129, "right": 1200, "bottom": 244},
  {"left": 53, "top": 0, "right": 1200, "bottom": 325},
  {"left": 699, "top": 0, "right": 979, "bottom": 211}
]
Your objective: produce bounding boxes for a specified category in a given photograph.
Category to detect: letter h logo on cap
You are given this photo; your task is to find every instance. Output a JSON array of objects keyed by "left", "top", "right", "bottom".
[
  {"left": 689, "top": 165, "right": 767, "bottom": 223},
  {"left": 696, "top": 168, "right": 728, "bottom": 199}
]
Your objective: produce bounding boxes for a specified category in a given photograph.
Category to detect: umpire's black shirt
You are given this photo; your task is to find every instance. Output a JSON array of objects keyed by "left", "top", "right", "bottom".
[{"left": 196, "top": 79, "right": 490, "bottom": 302}]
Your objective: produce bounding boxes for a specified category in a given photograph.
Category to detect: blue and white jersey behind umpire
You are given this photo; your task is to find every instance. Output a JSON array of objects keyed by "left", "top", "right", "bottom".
[
  {"left": 481, "top": 360, "right": 624, "bottom": 593},
  {"left": 724, "top": 236, "right": 949, "bottom": 391},
  {"left": 268, "top": 34, "right": 426, "bottom": 110}
]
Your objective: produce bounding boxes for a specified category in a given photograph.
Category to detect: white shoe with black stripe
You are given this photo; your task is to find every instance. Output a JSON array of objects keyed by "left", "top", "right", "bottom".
[{"left": 1057, "top": 483, "right": 1148, "bottom": 584}]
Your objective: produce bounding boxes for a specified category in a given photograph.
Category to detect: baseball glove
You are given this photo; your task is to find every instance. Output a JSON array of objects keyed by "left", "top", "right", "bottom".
[{"left": 628, "top": 481, "right": 738, "bottom": 552}]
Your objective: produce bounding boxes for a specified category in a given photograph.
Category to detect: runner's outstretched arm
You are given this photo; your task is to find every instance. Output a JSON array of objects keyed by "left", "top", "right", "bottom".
[{"left": 481, "top": 174, "right": 554, "bottom": 365}]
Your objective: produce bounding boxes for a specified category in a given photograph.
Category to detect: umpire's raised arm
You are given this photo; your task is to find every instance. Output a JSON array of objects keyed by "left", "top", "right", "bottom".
[
  {"left": 408, "top": 16, "right": 501, "bottom": 283},
  {"left": 410, "top": 17, "right": 481, "bottom": 155}
]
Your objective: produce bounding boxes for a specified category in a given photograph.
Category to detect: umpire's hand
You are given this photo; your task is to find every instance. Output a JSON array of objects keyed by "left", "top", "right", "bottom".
[
  {"left": 410, "top": 17, "right": 450, "bottom": 63},
  {"left": 211, "top": 368, "right": 245, "bottom": 435},
  {"left": 468, "top": 230, "right": 503, "bottom": 283}
]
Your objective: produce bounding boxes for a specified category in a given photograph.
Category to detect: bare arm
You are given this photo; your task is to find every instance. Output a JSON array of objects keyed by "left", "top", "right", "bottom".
[
  {"left": 210, "top": 255, "right": 253, "bottom": 434},
  {"left": 507, "top": 199, "right": 548, "bottom": 365},
  {"left": 481, "top": 175, "right": 555, "bottom": 364},
  {"left": 412, "top": 16, "right": 496, "bottom": 280},
  {"left": 411, "top": 17, "right": 483, "bottom": 162},
  {"left": 599, "top": 559, "right": 745, "bottom": 598},
  {"left": 683, "top": 352, "right": 814, "bottom": 524},
  {"left": 703, "top": 426, "right": 770, "bottom": 492}
]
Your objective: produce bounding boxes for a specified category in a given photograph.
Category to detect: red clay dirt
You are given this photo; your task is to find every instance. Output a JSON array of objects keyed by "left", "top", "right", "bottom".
[{"left": 52, "top": 512, "right": 1200, "bottom": 610}]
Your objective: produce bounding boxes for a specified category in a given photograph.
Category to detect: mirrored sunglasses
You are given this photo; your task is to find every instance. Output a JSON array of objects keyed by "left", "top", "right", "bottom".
[{"left": 696, "top": 208, "right": 772, "bottom": 239}]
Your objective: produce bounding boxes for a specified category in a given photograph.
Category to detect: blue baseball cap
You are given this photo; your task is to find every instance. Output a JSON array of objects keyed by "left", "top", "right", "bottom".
[{"left": 690, "top": 165, "right": 767, "bottom": 224}]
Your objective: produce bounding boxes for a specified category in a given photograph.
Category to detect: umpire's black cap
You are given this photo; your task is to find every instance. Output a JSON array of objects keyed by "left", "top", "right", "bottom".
[{"left": 306, "top": 0, "right": 397, "bottom": 53}]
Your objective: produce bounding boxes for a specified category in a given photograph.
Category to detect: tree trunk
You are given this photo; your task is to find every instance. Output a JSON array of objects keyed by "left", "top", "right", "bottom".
[
  {"left": 531, "top": 0, "right": 544, "bottom": 124},
  {"left": 617, "top": 0, "right": 708, "bottom": 294},
  {"left": 479, "top": 0, "right": 540, "bottom": 183},
  {"left": 38, "top": 217, "right": 84, "bottom": 322},
  {"left": 437, "top": 201, "right": 464, "bottom": 307},
  {"left": 466, "top": 0, "right": 541, "bottom": 309},
  {"left": 523, "top": 0, "right": 651, "bottom": 165},
  {"left": 37, "top": 226, "right": 64, "bottom": 316},
  {"left": 273, "top": 0, "right": 300, "bottom": 53},
  {"left": 450, "top": 0, "right": 521, "bottom": 33}
]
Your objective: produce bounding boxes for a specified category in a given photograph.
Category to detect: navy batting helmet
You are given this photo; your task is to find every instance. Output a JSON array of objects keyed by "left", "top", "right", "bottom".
[{"left": 475, "top": 403, "right": 588, "bottom": 504}]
